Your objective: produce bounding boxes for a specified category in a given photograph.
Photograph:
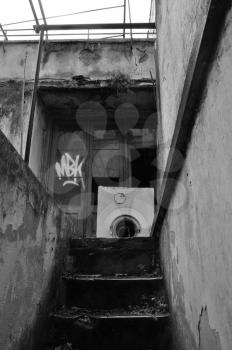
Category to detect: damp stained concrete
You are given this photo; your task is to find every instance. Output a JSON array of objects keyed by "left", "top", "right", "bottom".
[
  {"left": 0, "top": 128, "right": 74, "bottom": 349},
  {"left": 156, "top": 1, "right": 232, "bottom": 350},
  {"left": 0, "top": 40, "right": 156, "bottom": 165}
]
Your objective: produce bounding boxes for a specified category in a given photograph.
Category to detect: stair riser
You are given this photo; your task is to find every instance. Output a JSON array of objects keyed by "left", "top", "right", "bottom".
[
  {"left": 67, "top": 250, "right": 157, "bottom": 275},
  {"left": 50, "top": 317, "right": 171, "bottom": 350},
  {"left": 64, "top": 279, "right": 164, "bottom": 309},
  {"left": 47, "top": 238, "right": 171, "bottom": 349}
]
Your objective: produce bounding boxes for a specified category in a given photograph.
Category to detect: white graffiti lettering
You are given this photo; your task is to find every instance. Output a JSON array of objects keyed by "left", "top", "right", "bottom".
[{"left": 55, "top": 153, "right": 85, "bottom": 189}]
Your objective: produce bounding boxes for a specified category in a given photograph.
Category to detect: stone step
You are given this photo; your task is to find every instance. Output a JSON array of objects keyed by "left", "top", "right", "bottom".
[
  {"left": 63, "top": 274, "right": 165, "bottom": 309},
  {"left": 67, "top": 237, "right": 159, "bottom": 276},
  {"left": 49, "top": 307, "right": 171, "bottom": 350}
]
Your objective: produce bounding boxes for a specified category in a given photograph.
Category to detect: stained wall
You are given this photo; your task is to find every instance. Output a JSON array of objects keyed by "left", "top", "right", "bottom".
[
  {"left": 156, "top": 1, "right": 232, "bottom": 349},
  {"left": 0, "top": 129, "right": 73, "bottom": 349},
  {"left": 0, "top": 40, "right": 156, "bottom": 176}
]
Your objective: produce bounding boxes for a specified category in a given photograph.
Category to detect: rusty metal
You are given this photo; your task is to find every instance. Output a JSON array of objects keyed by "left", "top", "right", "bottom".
[{"left": 25, "top": 28, "right": 44, "bottom": 163}]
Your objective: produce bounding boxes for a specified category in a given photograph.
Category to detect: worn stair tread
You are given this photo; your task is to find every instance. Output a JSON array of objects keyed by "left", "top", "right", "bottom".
[
  {"left": 63, "top": 271, "right": 166, "bottom": 309},
  {"left": 51, "top": 306, "right": 170, "bottom": 321},
  {"left": 62, "top": 273, "right": 163, "bottom": 281},
  {"left": 49, "top": 307, "right": 171, "bottom": 350}
]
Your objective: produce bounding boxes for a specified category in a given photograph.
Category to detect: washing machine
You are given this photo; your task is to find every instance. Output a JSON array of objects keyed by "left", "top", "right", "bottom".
[{"left": 96, "top": 187, "right": 154, "bottom": 238}]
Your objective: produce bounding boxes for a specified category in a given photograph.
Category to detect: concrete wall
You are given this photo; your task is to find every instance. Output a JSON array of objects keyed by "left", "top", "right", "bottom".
[
  {"left": 156, "top": 1, "right": 232, "bottom": 350},
  {"left": 0, "top": 40, "right": 156, "bottom": 174},
  {"left": 0, "top": 40, "right": 156, "bottom": 81},
  {"left": 0, "top": 129, "right": 72, "bottom": 349},
  {"left": 0, "top": 81, "right": 31, "bottom": 158},
  {"left": 155, "top": 0, "right": 210, "bottom": 167}
]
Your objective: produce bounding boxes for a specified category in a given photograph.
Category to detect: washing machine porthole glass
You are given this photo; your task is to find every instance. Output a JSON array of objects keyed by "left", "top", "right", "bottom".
[{"left": 111, "top": 215, "right": 141, "bottom": 238}]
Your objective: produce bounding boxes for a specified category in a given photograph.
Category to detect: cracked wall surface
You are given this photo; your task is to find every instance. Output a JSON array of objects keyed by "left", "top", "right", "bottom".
[
  {"left": 0, "top": 129, "right": 73, "bottom": 349},
  {"left": 156, "top": 1, "right": 232, "bottom": 350}
]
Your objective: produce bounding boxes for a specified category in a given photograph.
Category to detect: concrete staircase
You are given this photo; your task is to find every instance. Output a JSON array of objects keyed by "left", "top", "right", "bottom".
[{"left": 48, "top": 237, "right": 171, "bottom": 350}]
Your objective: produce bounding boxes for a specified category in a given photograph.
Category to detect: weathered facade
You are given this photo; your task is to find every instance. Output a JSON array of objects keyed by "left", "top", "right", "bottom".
[
  {"left": 0, "top": 40, "right": 157, "bottom": 238},
  {"left": 155, "top": 1, "right": 232, "bottom": 349},
  {"left": 0, "top": 128, "right": 75, "bottom": 349},
  {"left": 0, "top": 39, "right": 158, "bottom": 349},
  {"left": 3, "top": 1, "right": 232, "bottom": 348},
  {"left": 0, "top": 40, "right": 156, "bottom": 161}
]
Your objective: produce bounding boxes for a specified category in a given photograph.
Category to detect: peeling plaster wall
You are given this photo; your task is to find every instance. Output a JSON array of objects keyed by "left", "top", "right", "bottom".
[
  {"left": 156, "top": 2, "right": 232, "bottom": 350},
  {"left": 0, "top": 40, "right": 155, "bottom": 166},
  {"left": 0, "top": 129, "right": 71, "bottom": 349},
  {"left": 0, "top": 82, "right": 47, "bottom": 179},
  {"left": 0, "top": 81, "right": 31, "bottom": 157},
  {"left": 0, "top": 40, "right": 155, "bottom": 81}
]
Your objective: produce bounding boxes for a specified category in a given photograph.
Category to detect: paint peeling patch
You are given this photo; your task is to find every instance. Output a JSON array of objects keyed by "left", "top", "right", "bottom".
[
  {"left": 198, "top": 306, "right": 222, "bottom": 350},
  {"left": 42, "top": 42, "right": 67, "bottom": 66},
  {"left": 79, "top": 46, "right": 101, "bottom": 66}
]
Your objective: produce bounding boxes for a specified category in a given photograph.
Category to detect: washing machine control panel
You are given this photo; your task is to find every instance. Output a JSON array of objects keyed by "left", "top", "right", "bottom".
[{"left": 114, "top": 192, "right": 126, "bottom": 204}]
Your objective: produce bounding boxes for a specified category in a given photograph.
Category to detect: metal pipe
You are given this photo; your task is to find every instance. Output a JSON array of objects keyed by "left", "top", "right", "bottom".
[
  {"left": 3, "top": 5, "right": 124, "bottom": 27},
  {"left": 0, "top": 32, "right": 155, "bottom": 38},
  {"left": 3, "top": 28, "right": 36, "bottom": 31},
  {"left": 123, "top": 0, "right": 126, "bottom": 38},
  {"left": 127, "top": 0, "right": 133, "bottom": 42},
  {"left": 25, "top": 28, "right": 44, "bottom": 164},
  {"left": 20, "top": 53, "right": 28, "bottom": 157},
  {"left": 0, "top": 24, "right": 8, "bottom": 41},
  {"left": 101, "top": 34, "right": 123, "bottom": 40},
  {"left": 34, "top": 22, "right": 156, "bottom": 32},
  {"left": 38, "top": 0, "right": 48, "bottom": 39},
  {"left": 28, "top": 0, "right": 40, "bottom": 27},
  {"left": 38, "top": 0, "right": 47, "bottom": 26}
]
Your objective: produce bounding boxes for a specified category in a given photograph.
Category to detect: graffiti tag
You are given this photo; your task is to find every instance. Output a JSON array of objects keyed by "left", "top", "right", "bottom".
[{"left": 55, "top": 153, "right": 85, "bottom": 189}]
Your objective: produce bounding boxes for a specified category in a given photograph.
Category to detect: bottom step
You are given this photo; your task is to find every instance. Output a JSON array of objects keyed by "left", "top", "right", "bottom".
[{"left": 49, "top": 308, "right": 171, "bottom": 350}]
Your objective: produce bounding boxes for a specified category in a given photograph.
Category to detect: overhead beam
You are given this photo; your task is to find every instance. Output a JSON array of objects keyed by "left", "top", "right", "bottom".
[
  {"left": 38, "top": 0, "right": 48, "bottom": 39},
  {"left": 0, "top": 31, "right": 154, "bottom": 38},
  {"left": 34, "top": 22, "right": 156, "bottom": 32},
  {"left": 152, "top": 0, "right": 232, "bottom": 238}
]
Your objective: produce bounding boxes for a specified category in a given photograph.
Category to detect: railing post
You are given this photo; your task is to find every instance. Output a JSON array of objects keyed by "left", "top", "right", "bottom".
[
  {"left": 25, "top": 27, "right": 44, "bottom": 164},
  {"left": 123, "top": 0, "right": 126, "bottom": 38}
]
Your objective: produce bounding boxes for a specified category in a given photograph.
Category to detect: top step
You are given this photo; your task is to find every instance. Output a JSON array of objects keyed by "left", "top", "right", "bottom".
[
  {"left": 67, "top": 237, "right": 159, "bottom": 276},
  {"left": 69, "top": 237, "right": 156, "bottom": 250}
]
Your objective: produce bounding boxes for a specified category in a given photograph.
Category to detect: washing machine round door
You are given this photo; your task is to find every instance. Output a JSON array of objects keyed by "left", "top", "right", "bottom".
[{"left": 110, "top": 215, "right": 141, "bottom": 238}]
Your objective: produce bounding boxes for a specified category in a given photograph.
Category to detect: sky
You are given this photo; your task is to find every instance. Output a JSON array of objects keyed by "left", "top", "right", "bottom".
[{"left": 0, "top": 0, "right": 153, "bottom": 40}]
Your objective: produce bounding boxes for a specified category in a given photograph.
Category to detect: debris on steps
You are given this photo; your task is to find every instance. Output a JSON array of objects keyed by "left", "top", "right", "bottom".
[{"left": 46, "top": 237, "right": 171, "bottom": 350}]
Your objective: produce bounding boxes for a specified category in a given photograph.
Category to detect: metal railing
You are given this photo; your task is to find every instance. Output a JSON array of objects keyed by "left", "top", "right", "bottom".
[{"left": 0, "top": 0, "right": 156, "bottom": 41}]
